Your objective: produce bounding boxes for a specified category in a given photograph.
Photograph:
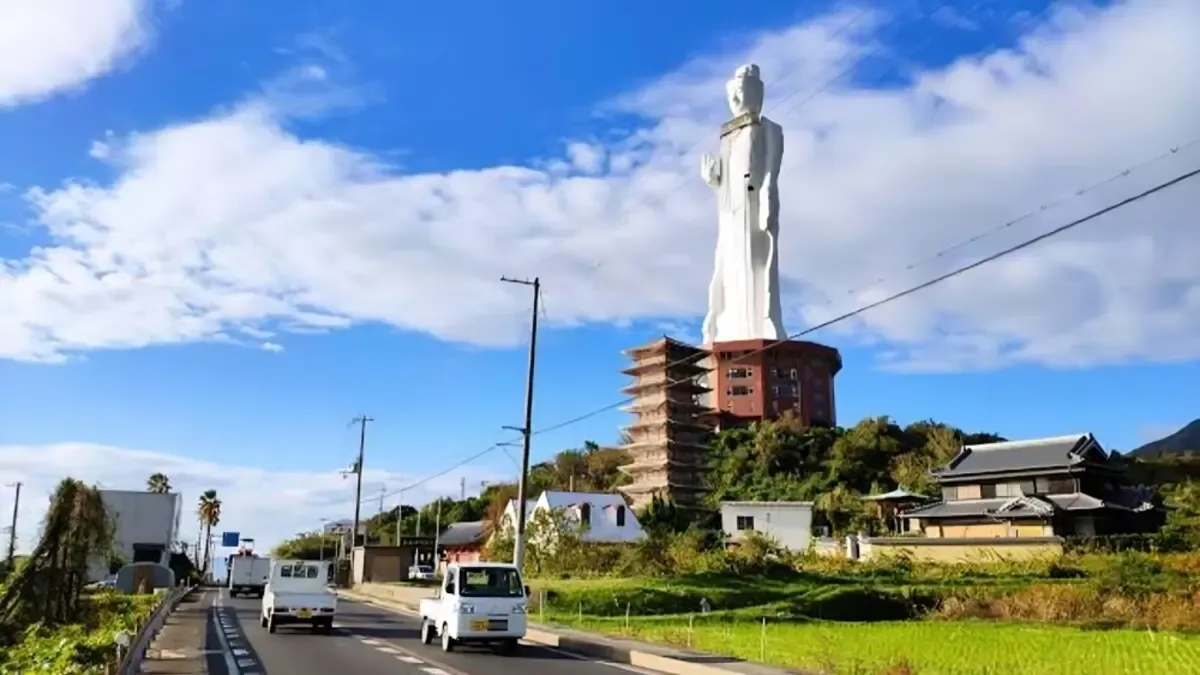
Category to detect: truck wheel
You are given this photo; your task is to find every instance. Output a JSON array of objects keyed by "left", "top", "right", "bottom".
[
  {"left": 420, "top": 620, "right": 434, "bottom": 645},
  {"left": 499, "top": 639, "right": 519, "bottom": 656},
  {"left": 268, "top": 615, "right": 278, "bottom": 634},
  {"left": 440, "top": 624, "right": 454, "bottom": 652},
  {"left": 260, "top": 614, "right": 268, "bottom": 628}
]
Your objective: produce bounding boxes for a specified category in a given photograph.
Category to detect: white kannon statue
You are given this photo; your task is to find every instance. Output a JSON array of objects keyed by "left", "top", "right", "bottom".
[{"left": 700, "top": 64, "right": 787, "bottom": 345}]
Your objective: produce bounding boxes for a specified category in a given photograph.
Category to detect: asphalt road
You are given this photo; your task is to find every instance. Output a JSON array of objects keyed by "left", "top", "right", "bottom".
[{"left": 214, "top": 590, "right": 648, "bottom": 675}]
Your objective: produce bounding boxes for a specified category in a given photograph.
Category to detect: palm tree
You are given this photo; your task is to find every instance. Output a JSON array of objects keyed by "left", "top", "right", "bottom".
[
  {"left": 197, "top": 489, "right": 222, "bottom": 575},
  {"left": 147, "top": 473, "right": 171, "bottom": 493}
]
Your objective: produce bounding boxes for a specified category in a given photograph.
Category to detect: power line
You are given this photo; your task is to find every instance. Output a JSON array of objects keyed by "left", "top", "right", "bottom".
[
  {"left": 355, "top": 162, "right": 1199, "bottom": 507},
  {"left": 328, "top": 3, "right": 1176, "bottom": 510}
]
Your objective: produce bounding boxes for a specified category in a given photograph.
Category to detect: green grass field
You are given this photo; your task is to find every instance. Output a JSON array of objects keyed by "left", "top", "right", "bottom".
[{"left": 551, "top": 615, "right": 1200, "bottom": 675}]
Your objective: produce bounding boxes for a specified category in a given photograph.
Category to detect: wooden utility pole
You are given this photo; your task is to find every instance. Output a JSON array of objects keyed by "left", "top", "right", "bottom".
[
  {"left": 348, "top": 415, "right": 373, "bottom": 574},
  {"left": 5, "top": 482, "right": 21, "bottom": 565},
  {"left": 500, "top": 275, "right": 540, "bottom": 572}
]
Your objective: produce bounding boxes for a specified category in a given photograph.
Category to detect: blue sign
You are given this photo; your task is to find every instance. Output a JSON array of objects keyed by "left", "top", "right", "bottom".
[{"left": 221, "top": 531, "right": 240, "bottom": 547}]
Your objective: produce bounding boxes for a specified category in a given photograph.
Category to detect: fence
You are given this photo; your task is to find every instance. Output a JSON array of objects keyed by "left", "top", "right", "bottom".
[{"left": 110, "top": 584, "right": 196, "bottom": 674}]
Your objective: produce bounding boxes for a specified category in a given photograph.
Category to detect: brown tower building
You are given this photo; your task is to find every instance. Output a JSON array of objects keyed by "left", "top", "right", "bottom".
[
  {"left": 617, "top": 337, "right": 715, "bottom": 511},
  {"left": 709, "top": 339, "right": 842, "bottom": 428}
]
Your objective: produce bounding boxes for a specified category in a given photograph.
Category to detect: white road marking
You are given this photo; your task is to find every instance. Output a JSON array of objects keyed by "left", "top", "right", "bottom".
[
  {"left": 376, "top": 646, "right": 402, "bottom": 654},
  {"left": 212, "top": 590, "right": 246, "bottom": 674},
  {"left": 398, "top": 655, "right": 424, "bottom": 664},
  {"left": 360, "top": 638, "right": 382, "bottom": 646},
  {"left": 421, "top": 668, "right": 451, "bottom": 675}
]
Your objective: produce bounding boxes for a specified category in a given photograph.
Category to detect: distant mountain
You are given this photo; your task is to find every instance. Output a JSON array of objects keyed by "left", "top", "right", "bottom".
[{"left": 1130, "top": 420, "right": 1200, "bottom": 458}]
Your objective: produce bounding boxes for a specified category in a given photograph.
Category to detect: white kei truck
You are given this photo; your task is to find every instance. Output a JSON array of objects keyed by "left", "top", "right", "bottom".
[
  {"left": 228, "top": 554, "right": 271, "bottom": 598},
  {"left": 419, "top": 562, "right": 530, "bottom": 654},
  {"left": 260, "top": 559, "right": 337, "bottom": 634}
]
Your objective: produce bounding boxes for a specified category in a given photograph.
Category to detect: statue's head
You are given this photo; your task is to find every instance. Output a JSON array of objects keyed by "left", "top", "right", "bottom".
[{"left": 725, "top": 64, "right": 764, "bottom": 117}]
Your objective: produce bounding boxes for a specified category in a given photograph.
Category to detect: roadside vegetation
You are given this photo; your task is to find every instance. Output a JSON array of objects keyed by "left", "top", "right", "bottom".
[
  {"left": 0, "top": 475, "right": 210, "bottom": 673},
  {"left": 273, "top": 414, "right": 1200, "bottom": 673}
]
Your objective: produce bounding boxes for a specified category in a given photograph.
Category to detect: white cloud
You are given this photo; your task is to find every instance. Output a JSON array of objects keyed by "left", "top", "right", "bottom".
[
  {"left": 0, "top": 443, "right": 503, "bottom": 555},
  {"left": 260, "top": 341, "right": 284, "bottom": 352},
  {"left": 2, "top": 0, "right": 1199, "bottom": 370},
  {"left": 0, "top": 0, "right": 153, "bottom": 108}
]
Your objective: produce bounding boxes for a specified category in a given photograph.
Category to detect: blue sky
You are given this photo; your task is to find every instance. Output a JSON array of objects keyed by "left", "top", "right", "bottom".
[{"left": 1, "top": 0, "right": 1198, "bottom": 551}]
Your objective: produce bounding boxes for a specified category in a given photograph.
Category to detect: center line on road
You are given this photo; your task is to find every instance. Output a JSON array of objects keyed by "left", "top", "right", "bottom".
[
  {"left": 421, "top": 668, "right": 451, "bottom": 675},
  {"left": 360, "top": 638, "right": 382, "bottom": 646},
  {"left": 376, "top": 646, "right": 401, "bottom": 654},
  {"left": 398, "top": 655, "right": 424, "bottom": 664}
]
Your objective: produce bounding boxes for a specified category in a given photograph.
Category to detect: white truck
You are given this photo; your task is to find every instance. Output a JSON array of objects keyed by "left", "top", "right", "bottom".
[
  {"left": 260, "top": 559, "right": 337, "bottom": 634},
  {"left": 228, "top": 554, "right": 271, "bottom": 598},
  {"left": 418, "top": 562, "right": 529, "bottom": 654}
]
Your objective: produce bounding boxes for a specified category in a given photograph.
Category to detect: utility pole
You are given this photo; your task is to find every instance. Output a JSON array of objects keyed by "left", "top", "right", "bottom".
[
  {"left": 460, "top": 476, "right": 466, "bottom": 501},
  {"left": 6, "top": 482, "right": 21, "bottom": 565},
  {"left": 348, "top": 415, "right": 373, "bottom": 576},
  {"left": 394, "top": 483, "right": 404, "bottom": 546},
  {"left": 433, "top": 499, "right": 442, "bottom": 573},
  {"left": 500, "top": 275, "right": 540, "bottom": 572},
  {"left": 378, "top": 485, "right": 386, "bottom": 517}
]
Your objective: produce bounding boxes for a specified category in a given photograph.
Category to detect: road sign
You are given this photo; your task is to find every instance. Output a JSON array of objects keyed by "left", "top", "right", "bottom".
[{"left": 221, "top": 532, "right": 240, "bottom": 547}]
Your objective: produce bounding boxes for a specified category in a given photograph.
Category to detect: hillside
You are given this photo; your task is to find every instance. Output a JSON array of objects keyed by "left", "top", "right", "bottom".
[{"left": 1131, "top": 419, "right": 1200, "bottom": 457}]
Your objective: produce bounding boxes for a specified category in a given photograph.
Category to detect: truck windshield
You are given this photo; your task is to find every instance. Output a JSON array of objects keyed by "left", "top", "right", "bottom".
[{"left": 458, "top": 567, "right": 523, "bottom": 598}]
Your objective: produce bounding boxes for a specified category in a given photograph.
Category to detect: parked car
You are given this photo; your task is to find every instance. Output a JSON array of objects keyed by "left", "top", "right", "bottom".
[{"left": 408, "top": 564, "right": 436, "bottom": 581}]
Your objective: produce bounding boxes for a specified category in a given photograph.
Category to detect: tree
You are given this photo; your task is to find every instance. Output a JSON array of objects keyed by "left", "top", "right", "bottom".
[
  {"left": 146, "top": 473, "right": 171, "bottom": 493},
  {"left": 197, "top": 489, "right": 222, "bottom": 575}
]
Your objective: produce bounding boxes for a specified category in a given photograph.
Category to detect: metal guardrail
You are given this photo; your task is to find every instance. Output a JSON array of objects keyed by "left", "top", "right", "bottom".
[{"left": 113, "top": 584, "right": 197, "bottom": 675}]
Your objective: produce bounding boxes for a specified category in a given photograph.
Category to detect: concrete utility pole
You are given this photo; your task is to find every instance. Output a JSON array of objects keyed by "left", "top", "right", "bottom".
[
  {"left": 460, "top": 476, "right": 466, "bottom": 501},
  {"left": 5, "top": 482, "right": 21, "bottom": 565},
  {"left": 348, "top": 415, "right": 373, "bottom": 575},
  {"left": 500, "top": 275, "right": 540, "bottom": 572}
]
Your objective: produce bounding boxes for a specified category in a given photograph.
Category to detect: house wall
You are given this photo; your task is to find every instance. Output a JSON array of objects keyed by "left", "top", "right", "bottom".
[
  {"left": 502, "top": 496, "right": 646, "bottom": 544},
  {"left": 867, "top": 537, "right": 1063, "bottom": 563},
  {"left": 919, "top": 518, "right": 1053, "bottom": 539},
  {"left": 720, "top": 502, "right": 813, "bottom": 551},
  {"left": 441, "top": 545, "right": 483, "bottom": 573},
  {"left": 89, "top": 491, "right": 181, "bottom": 581}
]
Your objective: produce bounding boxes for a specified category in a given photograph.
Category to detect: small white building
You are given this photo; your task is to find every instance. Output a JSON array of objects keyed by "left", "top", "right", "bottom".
[
  {"left": 720, "top": 500, "right": 814, "bottom": 551},
  {"left": 88, "top": 490, "right": 182, "bottom": 581},
  {"left": 502, "top": 491, "right": 645, "bottom": 544}
]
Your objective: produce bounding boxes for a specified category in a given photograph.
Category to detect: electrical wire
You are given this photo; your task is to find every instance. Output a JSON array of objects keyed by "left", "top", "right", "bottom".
[
  {"left": 329, "top": 1, "right": 1177, "bottom": 510},
  {"left": 334, "top": 161, "right": 1200, "bottom": 510}
]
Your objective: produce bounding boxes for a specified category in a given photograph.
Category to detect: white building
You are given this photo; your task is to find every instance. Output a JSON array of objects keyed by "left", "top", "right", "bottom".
[
  {"left": 720, "top": 500, "right": 814, "bottom": 551},
  {"left": 502, "top": 491, "right": 645, "bottom": 544},
  {"left": 88, "top": 490, "right": 182, "bottom": 581}
]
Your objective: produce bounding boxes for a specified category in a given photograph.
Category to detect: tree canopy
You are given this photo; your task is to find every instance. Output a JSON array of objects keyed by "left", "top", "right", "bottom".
[{"left": 272, "top": 413, "right": 1200, "bottom": 554}]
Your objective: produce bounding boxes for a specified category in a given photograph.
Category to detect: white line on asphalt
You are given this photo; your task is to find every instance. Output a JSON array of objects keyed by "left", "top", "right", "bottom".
[
  {"left": 212, "top": 589, "right": 245, "bottom": 674},
  {"left": 421, "top": 668, "right": 450, "bottom": 675},
  {"left": 398, "top": 655, "right": 424, "bottom": 664},
  {"left": 341, "top": 596, "right": 655, "bottom": 675},
  {"left": 360, "top": 638, "right": 382, "bottom": 646},
  {"left": 376, "top": 646, "right": 402, "bottom": 654}
]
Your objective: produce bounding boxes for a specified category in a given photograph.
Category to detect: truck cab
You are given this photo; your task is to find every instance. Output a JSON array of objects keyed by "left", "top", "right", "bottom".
[
  {"left": 260, "top": 559, "right": 336, "bottom": 634},
  {"left": 418, "top": 562, "right": 529, "bottom": 654}
]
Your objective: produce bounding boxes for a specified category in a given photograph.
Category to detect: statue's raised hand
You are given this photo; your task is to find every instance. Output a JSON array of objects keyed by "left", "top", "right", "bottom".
[{"left": 700, "top": 153, "right": 722, "bottom": 188}]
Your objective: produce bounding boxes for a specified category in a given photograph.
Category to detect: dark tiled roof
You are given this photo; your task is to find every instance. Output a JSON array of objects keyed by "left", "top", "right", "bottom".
[
  {"left": 901, "top": 490, "right": 1154, "bottom": 519},
  {"left": 937, "top": 434, "right": 1108, "bottom": 478},
  {"left": 438, "top": 521, "right": 486, "bottom": 547}
]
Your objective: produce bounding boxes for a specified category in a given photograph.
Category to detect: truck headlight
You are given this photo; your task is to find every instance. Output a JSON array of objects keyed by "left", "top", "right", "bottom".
[
  {"left": 511, "top": 604, "right": 526, "bottom": 615},
  {"left": 457, "top": 603, "right": 476, "bottom": 614}
]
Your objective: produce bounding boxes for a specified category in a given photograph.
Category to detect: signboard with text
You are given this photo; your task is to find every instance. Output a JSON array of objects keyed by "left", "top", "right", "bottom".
[{"left": 221, "top": 531, "right": 240, "bottom": 547}]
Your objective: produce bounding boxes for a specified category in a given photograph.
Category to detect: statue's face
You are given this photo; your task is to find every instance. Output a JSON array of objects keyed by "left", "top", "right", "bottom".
[{"left": 725, "top": 66, "right": 764, "bottom": 117}]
